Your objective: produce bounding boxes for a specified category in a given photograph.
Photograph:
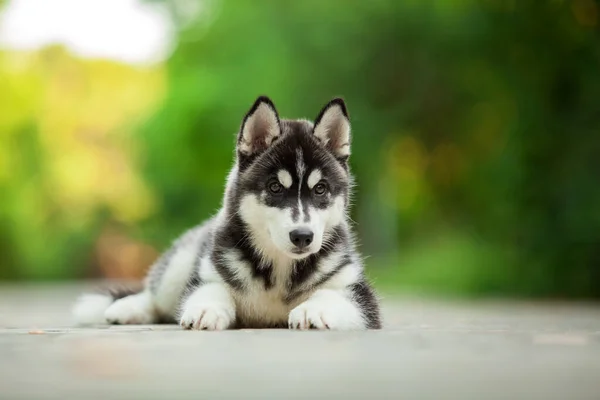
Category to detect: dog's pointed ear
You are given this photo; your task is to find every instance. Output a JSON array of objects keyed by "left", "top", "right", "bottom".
[
  {"left": 312, "top": 98, "right": 351, "bottom": 160},
  {"left": 237, "top": 96, "right": 281, "bottom": 160}
]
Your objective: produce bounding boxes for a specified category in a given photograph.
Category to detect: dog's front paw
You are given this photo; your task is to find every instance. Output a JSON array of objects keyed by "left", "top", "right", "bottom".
[
  {"left": 288, "top": 303, "right": 330, "bottom": 330},
  {"left": 288, "top": 290, "right": 365, "bottom": 331},
  {"left": 179, "top": 304, "right": 234, "bottom": 331}
]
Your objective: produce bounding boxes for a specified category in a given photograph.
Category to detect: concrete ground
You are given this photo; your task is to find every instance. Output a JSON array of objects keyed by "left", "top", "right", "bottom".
[{"left": 1, "top": 283, "right": 600, "bottom": 400}]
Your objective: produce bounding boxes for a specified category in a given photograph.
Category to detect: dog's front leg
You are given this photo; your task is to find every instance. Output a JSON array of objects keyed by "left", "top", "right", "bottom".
[
  {"left": 288, "top": 288, "right": 366, "bottom": 331},
  {"left": 179, "top": 283, "right": 236, "bottom": 330}
]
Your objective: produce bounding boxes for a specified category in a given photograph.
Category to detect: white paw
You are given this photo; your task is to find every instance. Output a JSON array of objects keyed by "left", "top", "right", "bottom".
[
  {"left": 288, "top": 289, "right": 365, "bottom": 331},
  {"left": 288, "top": 303, "right": 330, "bottom": 330},
  {"left": 179, "top": 304, "right": 234, "bottom": 331},
  {"left": 104, "top": 293, "right": 155, "bottom": 325}
]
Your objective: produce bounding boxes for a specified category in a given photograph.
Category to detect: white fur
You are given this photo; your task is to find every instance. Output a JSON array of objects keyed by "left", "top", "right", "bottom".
[
  {"left": 179, "top": 283, "right": 236, "bottom": 330},
  {"left": 277, "top": 169, "right": 293, "bottom": 189},
  {"left": 239, "top": 103, "right": 280, "bottom": 155},
  {"left": 316, "top": 196, "right": 346, "bottom": 229},
  {"left": 288, "top": 288, "right": 364, "bottom": 330},
  {"left": 104, "top": 291, "right": 156, "bottom": 324},
  {"left": 199, "top": 249, "right": 301, "bottom": 328},
  {"left": 198, "top": 255, "right": 222, "bottom": 283},
  {"left": 194, "top": 192, "right": 353, "bottom": 330},
  {"left": 221, "top": 250, "right": 255, "bottom": 287},
  {"left": 238, "top": 194, "right": 284, "bottom": 261},
  {"left": 239, "top": 192, "right": 347, "bottom": 261},
  {"left": 239, "top": 194, "right": 321, "bottom": 259},
  {"left": 152, "top": 229, "right": 206, "bottom": 316},
  {"left": 233, "top": 258, "right": 301, "bottom": 328},
  {"left": 313, "top": 105, "right": 351, "bottom": 157},
  {"left": 71, "top": 293, "right": 114, "bottom": 325},
  {"left": 323, "top": 262, "right": 362, "bottom": 289},
  {"left": 307, "top": 169, "right": 322, "bottom": 189}
]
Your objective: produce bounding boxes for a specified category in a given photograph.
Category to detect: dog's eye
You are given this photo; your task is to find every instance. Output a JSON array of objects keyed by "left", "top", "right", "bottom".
[
  {"left": 313, "top": 182, "right": 328, "bottom": 195},
  {"left": 268, "top": 181, "right": 283, "bottom": 194}
]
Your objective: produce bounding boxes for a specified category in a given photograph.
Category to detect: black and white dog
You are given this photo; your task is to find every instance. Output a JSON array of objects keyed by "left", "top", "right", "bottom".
[{"left": 72, "top": 96, "right": 382, "bottom": 330}]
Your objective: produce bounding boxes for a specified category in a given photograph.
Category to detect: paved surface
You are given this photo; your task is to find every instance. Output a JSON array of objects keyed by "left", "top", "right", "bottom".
[{"left": 1, "top": 283, "right": 600, "bottom": 400}]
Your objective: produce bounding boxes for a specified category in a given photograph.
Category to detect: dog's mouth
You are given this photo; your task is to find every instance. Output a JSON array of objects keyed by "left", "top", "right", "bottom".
[
  {"left": 286, "top": 247, "right": 317, "bottom": 260},
  {"left": 291, "top": 248, "right": 310, "bottom": 255}
]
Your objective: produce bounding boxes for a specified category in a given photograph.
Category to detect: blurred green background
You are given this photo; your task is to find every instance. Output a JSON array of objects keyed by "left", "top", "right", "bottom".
[{"left": 1, "top": 0, "right": 599, "bottom": 299}]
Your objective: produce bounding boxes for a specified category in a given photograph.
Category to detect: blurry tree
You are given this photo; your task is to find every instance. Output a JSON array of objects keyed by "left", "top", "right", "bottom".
[
  {"left": 137, "top": 0, "right": 600, "bottom": 297},
  {"left": 1, "top": 0, "right": 599, "bottom": 298},
  {"left": 0, "top": 45, "right": 165, "bottom": 280}
]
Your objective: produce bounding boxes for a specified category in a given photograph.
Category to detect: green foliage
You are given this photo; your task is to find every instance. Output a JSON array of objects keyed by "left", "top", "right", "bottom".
[
  {"left": 2, "top": 0, "right": 600, "bottom": 298},
  {"left": 138, "top": 0, "right": 600, "bottom": 297}
]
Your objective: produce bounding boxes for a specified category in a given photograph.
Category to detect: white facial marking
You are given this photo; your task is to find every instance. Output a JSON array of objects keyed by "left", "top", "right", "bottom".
[
  {"left": 239, "top": 183, "right": 345, "bottom": 260},
  {"left": 239, "top": 194, "right": 294, "bottom": 259},
  {"left": 277, "top": 169, "right": 293, "bottom": 189},
  {"left": 239, "top": 193, "right": 323, "bottom": 260},
  {"left": 307, "top": 169, "right": 322, "bottom": 189}
]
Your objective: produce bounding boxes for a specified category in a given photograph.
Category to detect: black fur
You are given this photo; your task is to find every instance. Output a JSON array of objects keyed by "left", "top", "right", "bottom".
[
  {"left": 213, "top": 118, "right": 353, "bottom": 297},
  {"left": 156, "top": 96, "right": 379, "bottom": 329},
  {"left": 212, "top": 213, "right": 274, "bottom": 291},
  {"left": 204, "top": 97, "right": 381, "bottom": 328},
  {"left": 238, "top": 121, "right": 350, "bottom": 216},
  {"left": 349, "top": 281, "right": 382, "bottom": 329}
]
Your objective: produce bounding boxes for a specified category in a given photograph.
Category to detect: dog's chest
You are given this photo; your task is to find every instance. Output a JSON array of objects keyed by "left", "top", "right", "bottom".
[{"left": 232, "top": 263, "right": 308, "bottom": 328}]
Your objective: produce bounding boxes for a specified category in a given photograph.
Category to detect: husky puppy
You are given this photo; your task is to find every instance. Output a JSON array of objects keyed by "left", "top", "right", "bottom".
[{"left": 72, "top": 96, "right": 382, "bottom": 330}]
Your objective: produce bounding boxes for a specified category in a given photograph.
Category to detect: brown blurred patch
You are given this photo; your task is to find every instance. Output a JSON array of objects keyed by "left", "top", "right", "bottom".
[
  {"left": 572, "top": 0, "right": 598, "bottom": 27},
  {"left": 430, "top": 142, "right": 466, "bottom": 187},
  {"left": 93, "top": 225, "right": 159, "bottom": 280}
]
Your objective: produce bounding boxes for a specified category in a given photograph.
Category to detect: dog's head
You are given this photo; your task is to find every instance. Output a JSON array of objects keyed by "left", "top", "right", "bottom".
[{"left": 231, "top": 96, "right": 353, "bottom": 260}]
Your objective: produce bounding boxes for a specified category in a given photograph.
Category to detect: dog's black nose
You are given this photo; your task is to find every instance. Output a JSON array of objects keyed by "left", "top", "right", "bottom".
[{"left": 289, "top": 228, "right": 314, "bottom": 249}]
